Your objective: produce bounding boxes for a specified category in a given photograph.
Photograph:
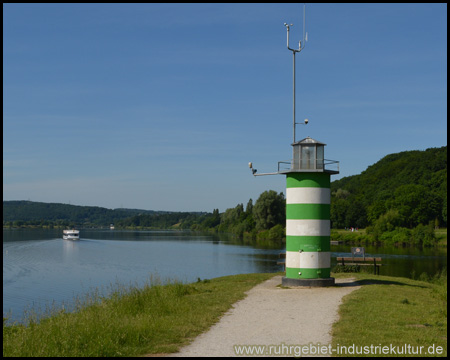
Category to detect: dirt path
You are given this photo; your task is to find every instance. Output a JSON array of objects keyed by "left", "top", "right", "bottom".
[{"left": 173, "top": 276, "right": 360, "bottom": 357}]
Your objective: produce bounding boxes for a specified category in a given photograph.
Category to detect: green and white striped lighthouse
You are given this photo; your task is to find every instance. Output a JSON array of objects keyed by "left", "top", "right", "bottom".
[
  {"left": 282, "top": 137, "right": 338, "bottom": 287},
  {"left": 249, "top": 7, "right": 339, "bottom": 286},
  {"left": 250, "top": 136, "right": 339, "bottom": 287}
]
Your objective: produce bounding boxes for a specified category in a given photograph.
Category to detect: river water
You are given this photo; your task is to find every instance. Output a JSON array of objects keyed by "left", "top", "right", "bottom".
[{"left": 3, "top": 229, "right": 447, "bottom": 323}]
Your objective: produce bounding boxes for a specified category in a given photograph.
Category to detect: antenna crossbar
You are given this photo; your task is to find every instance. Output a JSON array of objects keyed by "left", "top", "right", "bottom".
[{"left": 285, "top": 4, "right": 307, "bottom": 143}]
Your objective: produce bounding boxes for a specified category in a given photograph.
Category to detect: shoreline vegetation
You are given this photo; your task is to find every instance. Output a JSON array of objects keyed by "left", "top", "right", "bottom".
[
  {"left": 3, "top": 146, "right": 447, "bottom": 247},
  {"left": 3, "top": 225, "right": 447, "bottom": 249},
  {"left": 3, "top": 271, "right": 447, "bottom": 357}
]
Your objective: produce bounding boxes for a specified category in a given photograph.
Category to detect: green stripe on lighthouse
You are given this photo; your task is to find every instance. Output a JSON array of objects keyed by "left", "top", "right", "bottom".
[
  {"left": 286, "top": 267, "right": 331, "bottom": 279},
  {"left": 286, "top": 204, "right": 330, "bottom": 219},
  {"left": 285, "top": 235, "right": 330, "bottom": 252},
  {"left": 286, "top": 173, "right": 330, "bottom": 188}
]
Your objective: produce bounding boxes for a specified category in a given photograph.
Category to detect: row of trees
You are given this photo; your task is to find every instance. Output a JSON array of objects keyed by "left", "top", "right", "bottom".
[
  {"left": 186, "top": 191, "right": 286, "bottom": 242},
  {"left": 115, "top": 212, "right": 206, "bottom": 229}
]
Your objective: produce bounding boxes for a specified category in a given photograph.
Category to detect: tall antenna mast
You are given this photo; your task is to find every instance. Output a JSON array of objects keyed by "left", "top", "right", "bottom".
[
  {"left": 284, "top": 4, "right": 308, "bottom": 143},
  {"left": 249, "top": 2, "right": 340, "bottom": 289}
]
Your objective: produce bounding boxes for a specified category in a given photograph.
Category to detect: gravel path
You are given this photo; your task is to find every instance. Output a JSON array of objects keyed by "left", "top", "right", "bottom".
[{"left": 173, "top": 276, "right": 360, "bottom": 357}]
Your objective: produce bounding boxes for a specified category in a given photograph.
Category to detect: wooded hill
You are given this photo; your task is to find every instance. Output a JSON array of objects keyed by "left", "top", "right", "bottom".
[
  {"left": 330, "top": 146, "right": 447, "bottom": 229},
  {"left": 182, "top": 145, "right": 447, "bottom": 247}
]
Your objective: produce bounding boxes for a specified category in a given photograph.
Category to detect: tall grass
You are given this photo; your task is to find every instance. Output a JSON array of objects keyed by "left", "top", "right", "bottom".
[{"left": 3, "top": 273, "right": 276, "bottom": 357}]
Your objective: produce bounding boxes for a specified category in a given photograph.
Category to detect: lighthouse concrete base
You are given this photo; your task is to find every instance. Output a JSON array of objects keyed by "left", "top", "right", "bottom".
[{"left": 282, "top": 277, "right": 335, "bottom": 287}]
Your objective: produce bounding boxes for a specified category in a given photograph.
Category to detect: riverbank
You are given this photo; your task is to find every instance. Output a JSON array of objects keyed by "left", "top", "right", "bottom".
[
  {"left": 3, "top": 271, "right": 447, "bottom": 357},
  {"left": 3, "top": 273, "right": 276, "bottom": 357}
]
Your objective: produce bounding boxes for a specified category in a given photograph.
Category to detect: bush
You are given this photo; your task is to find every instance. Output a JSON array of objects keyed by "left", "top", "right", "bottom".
[
  {"left": 256, "top": 229, "right": 270, "bottom": 241},
  {"left": 330, "top": 230, "right": 372, "bottom": 244},
  {"left": 367, "top": 209, "right": 404, "bottom": 240},
  {"left": 243, "top": 230, "right": 256, "bottom": 243},
  {"left": 268, "top": 224, "right": 285, "bottom": 241},
  {"left": 411, "top": 223, "right": 437, "bottom": 247},
  {"left": 333, "top": 265, "right": 361, "bottom": 273},
  {"left": 390, "top": 227, "right": 411, "bottom": 245},
  {"left": 378, "top": 227, "right": 411, "bottom": 246}
]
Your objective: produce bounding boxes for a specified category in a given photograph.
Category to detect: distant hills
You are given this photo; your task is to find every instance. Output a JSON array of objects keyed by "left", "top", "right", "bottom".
[
  {"left": 3, "top": 145, "right": 447, "bottom": 231},
  {"left": 2, "top": 201, "right": 164, "bottom": 227}
]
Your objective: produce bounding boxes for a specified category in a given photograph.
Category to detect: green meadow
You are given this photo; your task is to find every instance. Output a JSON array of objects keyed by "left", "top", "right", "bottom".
[{"left": 332, "top": 270, "right": 447, "bottom": 357}]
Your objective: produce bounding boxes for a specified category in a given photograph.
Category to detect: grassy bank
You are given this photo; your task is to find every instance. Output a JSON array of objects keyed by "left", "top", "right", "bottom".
[
  {"left": 4, "top": 271, "right": 447, "bottom": 357},
  {"left": 3, "top": 273, "right": 276, "bottom": 357},
  {"left": 332, "top": 271, "right": 447, "bottom": 357},
  {"left": 435, "top": 228, "right": 447, "bottom": 247},
  {"left": 331, "top": 228, "right": 447, "bottom": 247}
]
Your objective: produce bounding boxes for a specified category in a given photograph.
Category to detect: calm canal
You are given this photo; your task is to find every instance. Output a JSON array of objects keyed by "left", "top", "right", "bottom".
[{"left": 3, "top": 229, "right": 447, "bottom": 323}]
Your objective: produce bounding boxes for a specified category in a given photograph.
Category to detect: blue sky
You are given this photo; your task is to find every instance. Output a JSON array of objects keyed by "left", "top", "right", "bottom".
[{"left": 3, "top": 3, "right": 447, "bottom": 212}]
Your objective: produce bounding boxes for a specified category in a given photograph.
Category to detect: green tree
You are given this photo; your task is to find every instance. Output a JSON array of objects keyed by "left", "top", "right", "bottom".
[
  {"left": 388, "top": 184, "right": 440, "bottom": 228},
  {"left": 330, "top": 198, "right": 349, "bottom": 229},
  {"left": 220, "top": 204, "right": 243, "bottom": 227},
  {"left": 367, "top": 201, "right": 387, "bottom": 225},
  {"left": 333, "top": 188, "right": 350, "bottom": 199},
  {"left": 411, "top": 223, "right": 437, "bottom": 247},
  {"left": 345, "top": 200, "right": 368, "bottom": 229},
  {"left": 245, "top": 199, "right": 253, "bottom": 216},
  {"left": 366, "top": 209, "right": 404, "bottom": 241},
  {"left": 13, "top": 220, "right": 24, "bottom": 227},
  {"left": 201, "top": 209, "right": 220, "bottom": 229},
  {"left": 442, "top": 196, "right": 447, "bottom": 225},
  {"left": 253, "top": 190, "right": 285, "bottom": 231},
  {"left": 269, "top": 224, "right": 285, "bottom": 240}
]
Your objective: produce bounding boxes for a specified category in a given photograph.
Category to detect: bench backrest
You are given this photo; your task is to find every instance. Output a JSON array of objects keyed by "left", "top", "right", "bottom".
[{"left": 336, "top": 257, "right": 382, "bottom": 262}]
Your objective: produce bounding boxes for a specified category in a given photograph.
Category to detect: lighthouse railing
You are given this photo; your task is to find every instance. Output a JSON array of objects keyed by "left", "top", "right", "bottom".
[
  {"left": 324, "top": 159, "right": 340, "bottom": 173},
  {"left": 252, "top": 159, "right": 339, "bottom": 176},
  {"left": 278, "top": 161, "right": 292, "bottom": 172},
  {"left": 278, "top": 159, "right": 340, "bottom": 173}
]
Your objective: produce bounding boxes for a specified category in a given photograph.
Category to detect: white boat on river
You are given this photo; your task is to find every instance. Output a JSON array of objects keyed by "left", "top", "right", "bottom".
[{"left": 63, "top": 229, "right": 80, "bottom": 240}]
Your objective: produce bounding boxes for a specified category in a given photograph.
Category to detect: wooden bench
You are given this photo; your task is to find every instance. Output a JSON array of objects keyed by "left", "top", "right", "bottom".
[{"left": 336, "top": 257, "right": 382, "bottom": 275}]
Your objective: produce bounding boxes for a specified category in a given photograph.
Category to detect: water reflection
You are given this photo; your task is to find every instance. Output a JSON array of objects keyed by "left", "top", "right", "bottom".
[{"left": 62, "top": 238, "right": 80, "bottom": 263}]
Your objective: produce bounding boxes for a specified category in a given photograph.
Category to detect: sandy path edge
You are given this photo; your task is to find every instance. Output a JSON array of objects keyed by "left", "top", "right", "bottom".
[{"left": 170, "top": 275, "right": 360, "bottom": 357}]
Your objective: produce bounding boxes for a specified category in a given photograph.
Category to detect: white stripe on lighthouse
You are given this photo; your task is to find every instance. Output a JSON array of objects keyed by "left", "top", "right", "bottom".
[
  {"left": 286, "top": 187, "right": 330, "bottom": 204},
  {"left": 286, "top": 219, "right": 330, "bottom": 237},
  {"left": 286, "top": 251, "right": 331, "bottom": 269},
  {"left": 300, "top": 251, "right": 331, "bottom": 268},
  {"left": 286, "top": 251, "right": 301, "bottom": 268}
]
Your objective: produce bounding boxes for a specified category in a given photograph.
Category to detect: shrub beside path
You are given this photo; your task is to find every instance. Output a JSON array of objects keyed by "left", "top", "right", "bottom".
[{"left": 172, "top": 275, "right": 360, "bottom": 357}]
